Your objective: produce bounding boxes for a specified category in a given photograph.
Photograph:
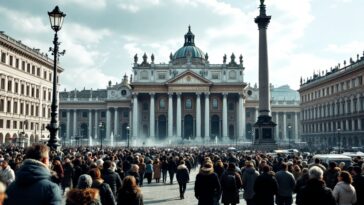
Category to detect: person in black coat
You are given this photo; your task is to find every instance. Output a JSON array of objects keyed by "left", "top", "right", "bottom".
[
  {"left": 102, "top": 160, "right": 122, "bottom": 198},
  {"left": 195, "top": 160, "right": 221, "bottom": 205},
  {"left": 176, "top": 160, "right": 190, "bottom": 199},
  {"left": 127, "top": 164, "right": 140, "bottom": 185},
  {"left": 220, "top": 163, "right": 243, "bottom": 205},
  {"left": 167, "top": 157, "right": 177, "bottom": 184},
  {"left": 254, "top": 165, "right": 278, "bottom": 205},
  {"left": 351, "top": 166, "right": 364, "bottom": 205},
  {"left": 296, "top": 166, "right": 336, "bottom": 205}
]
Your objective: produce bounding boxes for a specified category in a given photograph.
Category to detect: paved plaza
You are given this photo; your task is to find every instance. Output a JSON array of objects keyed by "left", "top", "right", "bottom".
[{"left": 142, "top": 167, "right": 246, "bottom": 205}]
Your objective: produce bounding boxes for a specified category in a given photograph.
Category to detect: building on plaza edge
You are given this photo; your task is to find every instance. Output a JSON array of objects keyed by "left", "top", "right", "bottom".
[
  {"left": 59, "top": 27, "right": 301, "bottom": 146},
  {"left": 0, "top": 31, "right": 63, "bottom": 145},
  {"left": 299, "top": 52, "right": 364, "bottom": 148}
]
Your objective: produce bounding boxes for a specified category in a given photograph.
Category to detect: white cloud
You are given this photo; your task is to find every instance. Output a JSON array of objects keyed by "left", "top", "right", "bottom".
[
  {"left": 0, "top": 6, "right": 48, "bottom": 33},
  {"left": 117, "top": 0, "right": 160, "bottom": 12},
  {"left": 63, "top": 23, "right": 112, "bottom": 44},
  {"left": 325, "top": 41, "right": 364, "bottom": 55},
  {"left": 62, "top": 0, "right": 107, "bottom": 9}
]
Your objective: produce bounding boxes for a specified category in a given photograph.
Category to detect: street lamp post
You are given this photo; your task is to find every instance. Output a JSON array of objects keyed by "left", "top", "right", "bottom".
[
  {"left": 288, "top": 125, "right": 292, "bottom": 149},
  {"left": 46, "top": 6, "right": 66, "bottom": 151},
  {"left": 337, "top": 128, "right": 341, "bottom": 153},
  {"left": 126, "top": 126, "right": 130, "bottom": 149}
]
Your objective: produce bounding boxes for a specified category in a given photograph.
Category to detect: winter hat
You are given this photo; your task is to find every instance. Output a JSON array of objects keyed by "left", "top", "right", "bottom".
[{"left": 77, "top": 174, "right": 93, "bottom": 189}]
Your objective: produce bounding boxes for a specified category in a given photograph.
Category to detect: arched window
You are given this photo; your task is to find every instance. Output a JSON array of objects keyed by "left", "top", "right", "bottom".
[
  {"left": 185, "top": 98, "right": 192, "bottom": 109},
  {"left": 159, "top": 99, "right": 165, "bottom": 109},
  {"left": 212, "top": 98, "right": 218, "bottom": 109}
]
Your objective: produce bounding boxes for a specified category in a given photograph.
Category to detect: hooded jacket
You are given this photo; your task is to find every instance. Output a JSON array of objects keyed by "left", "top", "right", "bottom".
[
  {"left": 194, "top": 166, "right": 221, "bottom": 205},
  {"left": 242, "top": 167, "right": 259, "bottom": 200},
  {"left": 333, "top": 181, "right": 357, "bottom": 205},
  {"left": 176, "top": 164, "right": 190, "bottom": 184},
  {"left": 4, "top": 159, "right": 62, "bottom": 205}
]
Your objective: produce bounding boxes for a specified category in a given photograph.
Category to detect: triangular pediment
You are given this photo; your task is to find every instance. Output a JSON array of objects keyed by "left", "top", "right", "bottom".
[{"left": 166, "top": 70, "right": 212, "bottom": 85}]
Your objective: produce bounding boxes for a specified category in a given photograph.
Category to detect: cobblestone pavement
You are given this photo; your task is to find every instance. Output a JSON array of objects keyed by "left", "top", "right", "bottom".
[{"left": 142, "top": 167, "right": 247, "bottom": 205}]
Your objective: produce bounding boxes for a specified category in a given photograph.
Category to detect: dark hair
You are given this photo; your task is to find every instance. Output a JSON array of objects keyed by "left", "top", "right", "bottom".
[
  {"left": 228, "top": 163, "right": 236, "bottom": 171},
  {"left": 340, "top": 171, "right": 352, "bottom": 184},
  {"left": 281, "top": 163, "right": 288, "bottom": 170},
  {"left": 262, "top": 165, "right": 270, "bottom": 173},
  {"left": 314, "top": 158, "right": 320, "bottom": 164},
  {"left": 25, "top": 144, "right": 49, "bottom": 161},
  {"left": 329, "top": 161, "right": 337, "bottom": 169},
  {"left": 103, "top": 160, "right": 112, "bottom": 169}
]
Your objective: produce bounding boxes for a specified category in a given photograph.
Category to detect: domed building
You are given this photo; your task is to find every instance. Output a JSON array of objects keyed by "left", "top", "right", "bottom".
[
  {"left": 57, "top": 27, "right": 301, "bottom": 146},
  {"left": 130, "top": 26, "right": 247, "bottom": 143}
]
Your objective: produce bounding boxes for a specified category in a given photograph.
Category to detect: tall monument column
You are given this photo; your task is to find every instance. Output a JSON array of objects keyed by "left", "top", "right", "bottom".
[{"left": 254, "top": 0, "right": 276, "bottom": 144}]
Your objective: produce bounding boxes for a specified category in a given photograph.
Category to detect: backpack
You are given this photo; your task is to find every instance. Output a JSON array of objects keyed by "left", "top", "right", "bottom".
[{"left": 222, "top": 173, "right": 237, "bottom": 191}]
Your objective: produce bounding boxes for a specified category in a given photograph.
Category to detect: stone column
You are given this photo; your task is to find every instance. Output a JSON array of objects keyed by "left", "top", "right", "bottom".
[
  {"left": 294, "top": 112, "right": 298, "bottom": 142},
  {"left": 357, "top": 94, "right": 361, "bottom": 112},
  {"left": 168, "top": 93, "right": 173, "bottom": 138},
  {"left": 238, "top": 94, "right": 244, "bottom": 140},
  {"left": 359, "top": 118, "right": 362, "bottom": 130},
  {"left": 73, "top": 110, "right": 77, "bottom": 137},
  {"left": 352, "top": 119, "right": 356, "bottom": 131},
  {"left": 204, "top": 93, "right": 210, "bottom": 139},
  {"left": 275, "top": 113, "right": 279, "bottom": 139},
  {"left": 255, "top": 108, "right": 259, "bottom": 121},
  {"left": 222, "top": 93, "right": 228, "bottom": 138},
  {"left": 106, "top": 108, "right": 111, "bottom": 138},
  {"left": 283, "top": 112, "right": 287, "bottom": 140},
  {"left": 88, "top": 110, "right": 92, "bottom": 137},
  {"left": 176, "top": 93, "right": 181, "bottom": 139},
  {"left": 66, "top": 110, "right": 71, "bottom": 140},
  {"left": 94, "top": 110, "right": 98, "bottom": 139},
  {"left": 114, "top": 108, "right": 119, "bottom": 138},
  {"left": 196, "top": 93, "right": 201, "bottom": 139},
  {"left": 150, "top": 93, "right": 155, "bottom": 139},
  {"left": 346, "top": 120, "right": 349, "bottom": 131},
  {"left": 132, "top": 93, "right": 138, "bottom": 138}
]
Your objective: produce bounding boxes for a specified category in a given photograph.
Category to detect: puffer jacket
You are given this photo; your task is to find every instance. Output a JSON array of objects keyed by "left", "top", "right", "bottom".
[
  {"left": 242, "top": 167, "right": 259, "bottom": 200},
  {"left": 4, "top": 159, "right": 62, "bottom": 205},
  {"left": 333, "top": 181, "right": 357, "bottom": 205}
]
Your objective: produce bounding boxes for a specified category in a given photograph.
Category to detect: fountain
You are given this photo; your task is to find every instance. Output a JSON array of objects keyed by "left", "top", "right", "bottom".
[
  {"left": 110, "top": 132, "right": 114, "bottom": 147},
  {"left": 89, "top": 135, "right": 93, "bottom": 146}
]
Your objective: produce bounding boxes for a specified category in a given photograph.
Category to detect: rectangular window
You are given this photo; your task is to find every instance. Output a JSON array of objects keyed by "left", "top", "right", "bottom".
[
  {"left": 1, "top": 53, "right": 6, "bottom": 63},
  {"left": 7, "top": 100, "right": 11, "bottom": 112},
  {"left": 43, "top": 90, "right": 46, "bottom": 100},
  {"left": 0, "top": 79, "right": 5, "bottom": 90},
  {"left": 6, "top": 120, "right": 10, "bottom": 129},
  {"left": 31, "top": 105, "right": 34, "bottom": 116},
  {"left": 9, "top": 55, "right": 13, "bottom": 66},
  {"left": 42, "top": 107, "right": 46, "bottom": 117},
  {"left": 15, "top": 82, "right": 18, "bottom": 93},
  {"left": 21, "top": 84, "right": 24, "bottom": 95},
  {"left": 13, "top": 101, "right": 17, "bottom": 114},
  {"left": 22, "top": 61, "right": 25, "bottom": 70},
  {"left": 26, "top": 104, "right": 29, "bottom": 115},
  {"left": 123, "top": 111, "right": 129, "bottom": 118},
  {"left": 31, "top": 87, "right": 35, "bottom": 97},
  {"left": 0, "top": 119, "right": 3, "bottom": 128},
  {"left": 36, "top": 88, "right": 39, "bottom": 98},
  {"left": 37, "top": 68, "right": 40, "bottom": 76},
  {"left": 35, "top": 106, "right": 39, "bottom": 117},
  {"left": 7, "top": 80, "right": 12, "bottom": 92},
  {"left": 43, "top": 71, "right": 47, "bottom": 79},
  {"left": 13, "top": 121, "right": 17, "bottom": 129},
  {"left": 32, "top": 66, "right": 35, "bottom": 75},
  {"left": 101, "top": 111, "right": 106, "bottom": 118},
  {"left": 27, "top": 63, "right": 30, "bottom": 73},
  {"left": 48, "top": 91, "right": 51, "bottom": 101},
  {"left": 212, "top": 73, "right": 220, "bottom": 80},
  {"left": 0, "top": 99, "right": 4, "bottom": 112},
  {"left": 20, "top": 103, "right": 24, "bottom": 114},
  {"left": 49, "top": 73, "right": 52, "bottom": 81},
  {"left": 359, "top": 76, "right": 363, "bottom": 85},
  {"left": 15, "top": 58, "right": 19, "bottom": 68},
  {"left": 26, "top": 85, "right": 30, "bottom": 96},
  {"left": 82, "top": 112, "right": 88, "bottom": 118}
]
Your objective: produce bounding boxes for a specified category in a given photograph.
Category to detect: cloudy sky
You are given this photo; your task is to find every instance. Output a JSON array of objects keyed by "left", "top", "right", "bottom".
[{"left": 1, "top": 0, "right": 363, "bottom": 91}]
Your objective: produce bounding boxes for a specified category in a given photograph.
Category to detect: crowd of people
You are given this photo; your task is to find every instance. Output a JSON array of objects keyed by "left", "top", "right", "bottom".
[{"left": 0, "top": 144, "right": 362, "bottom": 205}]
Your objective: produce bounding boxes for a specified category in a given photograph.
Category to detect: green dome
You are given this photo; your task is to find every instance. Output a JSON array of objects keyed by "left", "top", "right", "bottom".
[
  {"left": 172, "top": 26, "right": 206, "bottom": 63},
  {"left": 173, "top": 45, "right": 205, "bottom": 59}
]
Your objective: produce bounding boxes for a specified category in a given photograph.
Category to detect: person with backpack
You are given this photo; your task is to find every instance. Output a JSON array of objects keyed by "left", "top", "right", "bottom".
[
  {"left": 89, "top": 168, "right": 116, "bottom": 205},
  {"left": 220, "top": 163, "right": 242, "bottom": 205},
  {"left": 176, "top": 160, "right": 190, "bottom": 199}
]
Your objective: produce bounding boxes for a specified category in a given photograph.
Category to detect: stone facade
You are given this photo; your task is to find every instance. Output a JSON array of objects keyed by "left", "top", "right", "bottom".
[
  {"left": 299, "top": 53, "right": 364, "bottom": 148},
  {"left": 0, "top": 31, "right": 62, "bottom": 145}
]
